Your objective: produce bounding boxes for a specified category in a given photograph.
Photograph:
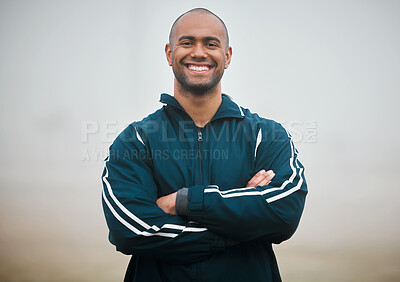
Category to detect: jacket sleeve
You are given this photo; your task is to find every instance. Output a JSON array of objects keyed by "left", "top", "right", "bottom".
[
  {"left": 102, "top": 124, "right": 226, "bottom": 264},
  {"left": 184, "top": 122, "right": 307, "bottom": 244}
]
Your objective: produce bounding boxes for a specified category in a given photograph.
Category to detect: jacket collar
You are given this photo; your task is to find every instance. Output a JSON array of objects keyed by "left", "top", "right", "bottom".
[{"left": 160, "top": 93, "right": 245, "bottom": 121}]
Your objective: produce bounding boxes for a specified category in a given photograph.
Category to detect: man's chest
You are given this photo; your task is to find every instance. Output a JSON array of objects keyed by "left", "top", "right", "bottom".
[{"left": 148, "top": 123, "right": 259, "bottom": 196}]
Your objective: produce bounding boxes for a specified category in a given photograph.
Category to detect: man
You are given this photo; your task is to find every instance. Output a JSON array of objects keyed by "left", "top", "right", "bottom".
[{"left": 102, "top": 8, "right": 307, "bottom": 282}]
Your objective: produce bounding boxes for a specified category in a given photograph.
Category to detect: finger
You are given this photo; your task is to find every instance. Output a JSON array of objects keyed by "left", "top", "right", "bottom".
[
  {"left": 247, "top": 170, "right": 268, "bottom": 186},
  {"left": 247, "top": 170, "right": 275, "bottom": 187},
  {"left": 247, "top": 170, "right": 274, "bottom": 187},
  {"left": 257, "top": 172, "right": 275, "bottom": 186},
  {"left": 246, "top": 170, "right": 266, "bottom": 187}
]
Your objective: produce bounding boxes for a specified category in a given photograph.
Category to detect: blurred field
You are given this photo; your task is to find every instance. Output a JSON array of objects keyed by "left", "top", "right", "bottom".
[
  {"left": 276, "top": 244, "right": 400, "bottom": 282},
  {"left": 0, "top": 176, "right": 128, "bottom": 282},
  {"left": 0, "top": 174, "right": 399, "bottom": 282}
]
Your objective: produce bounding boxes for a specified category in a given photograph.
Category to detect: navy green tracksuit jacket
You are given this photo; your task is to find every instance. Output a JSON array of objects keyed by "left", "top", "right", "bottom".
[{"left": 102, "top": 93, "right": 307, "bottom": 282}]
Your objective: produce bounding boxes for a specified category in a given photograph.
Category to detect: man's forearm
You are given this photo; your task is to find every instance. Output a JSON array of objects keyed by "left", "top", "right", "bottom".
[
  {"left": 171, "top": 170, "right": 274, "bottom": 217},
  {"left": 156, "top": 191, "right": 178, "bottom": 215}
]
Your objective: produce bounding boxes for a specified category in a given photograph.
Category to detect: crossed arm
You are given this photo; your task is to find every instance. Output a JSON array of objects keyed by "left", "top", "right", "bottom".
[
  {"left": 103, "top": 123, "right": 306, "bottom": 262},
  {"left": 157, "top": 169, "right": 275, "bottom": 215},
  {"left": 155, "top": 124, "right": 307, "bottom": 243}
]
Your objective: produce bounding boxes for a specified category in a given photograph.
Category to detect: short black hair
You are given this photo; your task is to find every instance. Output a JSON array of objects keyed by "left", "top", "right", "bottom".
[{"left": 169, "top": 8, "right": 229, "bottom": 48}]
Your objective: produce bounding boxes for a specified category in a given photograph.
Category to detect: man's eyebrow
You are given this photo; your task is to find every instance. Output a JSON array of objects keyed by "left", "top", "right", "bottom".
[
  {"left": 177, "top": 35, "right": 221, "bottom": 44},
  {"left": 204, "top": 36, "right": 221, "bottom": 43},
  {"left": 178, "top": 35, "right": 195, "bottom": 41}
]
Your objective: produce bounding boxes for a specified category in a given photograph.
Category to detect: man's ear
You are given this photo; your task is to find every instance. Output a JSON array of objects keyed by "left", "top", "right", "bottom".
[
  {"left": 224, "top": 46, "right": 232, "bottom": 69},
  {"left": 165, "top": 44, "right": 173, "bottom": 66}
]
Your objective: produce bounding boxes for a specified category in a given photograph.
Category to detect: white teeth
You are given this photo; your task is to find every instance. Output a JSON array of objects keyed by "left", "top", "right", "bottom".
[{"left": 188, "top": 65, "right": 209, "bottom": 71}]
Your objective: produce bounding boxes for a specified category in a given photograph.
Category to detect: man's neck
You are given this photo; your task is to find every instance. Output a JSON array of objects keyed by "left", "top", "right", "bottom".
[{"left": 173, "top": 82, "right": 222, "bottom": 128}]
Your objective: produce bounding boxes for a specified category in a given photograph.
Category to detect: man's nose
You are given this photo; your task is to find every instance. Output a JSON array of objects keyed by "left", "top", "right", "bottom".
[{"left": 191, "top": 43, "right": 207, "bottom": 58}]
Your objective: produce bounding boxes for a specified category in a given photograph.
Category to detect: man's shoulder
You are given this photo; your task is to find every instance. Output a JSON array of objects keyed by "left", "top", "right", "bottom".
[
  {"left": 241, "top": 107, "right": 283, "bottom": 130},
  {"left": 112, "top": 106, "right": 166, "bottom": 143},
  {"left": 120, "top": 106, "right": 166, "bottom": 132},
  {"left": 135, "top": 107, "right": 166, "bottom": 127},
  {"left": 239, "top": 107, "right": 290, "bottom": 144}
]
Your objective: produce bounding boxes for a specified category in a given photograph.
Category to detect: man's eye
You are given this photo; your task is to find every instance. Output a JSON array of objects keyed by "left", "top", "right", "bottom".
[
  {"left": 206, "top": 43, "right": 217, "bottom": 47},
  {"left": 182, "top": 42, "right": 192, "bottom": 45}
]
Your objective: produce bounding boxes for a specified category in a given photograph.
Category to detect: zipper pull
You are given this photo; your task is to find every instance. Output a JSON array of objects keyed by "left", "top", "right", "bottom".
[{"left": 198, "top": 131, "right": 203, "bottom": 142}]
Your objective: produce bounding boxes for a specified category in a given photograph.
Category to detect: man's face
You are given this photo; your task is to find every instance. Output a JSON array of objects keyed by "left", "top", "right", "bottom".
[{"left": 165, "top": 13, "right": 232, "bottom": 95}]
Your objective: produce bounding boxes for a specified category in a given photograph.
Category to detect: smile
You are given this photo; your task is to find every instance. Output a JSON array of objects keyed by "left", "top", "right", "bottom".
[{"left": 186, "top": 64, "right": 211, "bottom": 73}]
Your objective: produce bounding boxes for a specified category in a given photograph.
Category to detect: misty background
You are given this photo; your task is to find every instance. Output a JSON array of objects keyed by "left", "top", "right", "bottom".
[{"left": 0, "top": 0, "right": 399, "bottom": 281}]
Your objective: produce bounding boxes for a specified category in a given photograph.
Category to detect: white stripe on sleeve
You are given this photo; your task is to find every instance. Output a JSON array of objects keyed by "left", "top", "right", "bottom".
[
  {"left": 135, "top": 127, "right": 145, "bottom": 146},
  {"left": 103, "top": 147, "right": 208, "bottom": 236},
  {"left": 255, "top": 129, "right": 262, "bottom": 158},
  {"left": 204, "top": 138, "right": 303, "bottom": 202}
]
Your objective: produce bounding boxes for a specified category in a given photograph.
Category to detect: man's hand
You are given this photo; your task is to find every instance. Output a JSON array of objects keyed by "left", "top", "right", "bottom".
[
  {"left": 246, "top": 169, "right": 275, "bottom": 187},
  {"left": 156, "top": 192, "right": 177, "bottom": 215}
]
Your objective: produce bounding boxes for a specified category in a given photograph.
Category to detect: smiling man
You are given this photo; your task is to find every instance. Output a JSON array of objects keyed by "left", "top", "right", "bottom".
[
  {"left": 166, "top": 10, "right": 231, "bottom": 98},
  {"left": 102, "top": 8, "right": 307, "bottom": 282}
]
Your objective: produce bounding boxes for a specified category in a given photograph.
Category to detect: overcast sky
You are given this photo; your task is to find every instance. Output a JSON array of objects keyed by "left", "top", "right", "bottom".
[{"left": 0, "top": 0, "right": 399, "bottom": 280}]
